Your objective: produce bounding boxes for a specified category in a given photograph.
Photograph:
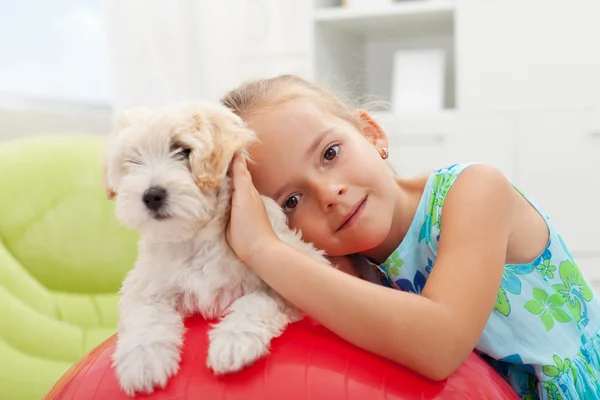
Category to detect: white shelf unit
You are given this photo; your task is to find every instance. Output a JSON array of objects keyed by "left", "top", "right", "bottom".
[
  {"left": 314, "top": 0, "right": 454, "bottom": 24},
  {"left": 231, "top": 0, "right": 600, "bottom": 288},
  {"left": 311, "top": 0, "right": 455, "bottom": 111}
]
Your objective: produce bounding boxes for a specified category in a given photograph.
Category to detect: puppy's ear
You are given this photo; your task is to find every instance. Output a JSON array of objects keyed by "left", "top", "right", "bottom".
[
  {"left": 190, "top": 109, "right": 257, "bottom": 188},
  {"left": 101, "top": 157, "right": 117, "bottom": 200}
]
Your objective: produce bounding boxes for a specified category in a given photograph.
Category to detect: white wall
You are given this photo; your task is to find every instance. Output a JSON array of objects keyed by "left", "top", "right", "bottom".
[{"left": 456, "top": 0, "right": 600, "bottom": 111}]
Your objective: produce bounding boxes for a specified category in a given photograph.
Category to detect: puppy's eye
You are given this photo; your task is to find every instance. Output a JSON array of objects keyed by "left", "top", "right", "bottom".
[
  {"left": 170, "top": 143, "right": 191, "bottom": 160},
  {"left": 177, "top": 148, "right": 191, "bottom": 159},
  {"left": 171, "top": 147, "right": 191, "bottom": 160},
  {"left": 125, "top": 158, "right": 142, "bottom": 165}
]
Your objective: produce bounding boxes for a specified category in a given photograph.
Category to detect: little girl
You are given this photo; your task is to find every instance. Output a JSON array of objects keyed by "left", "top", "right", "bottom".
[{"left": 221, "top": 74, "right": 600, "bottom": 399}]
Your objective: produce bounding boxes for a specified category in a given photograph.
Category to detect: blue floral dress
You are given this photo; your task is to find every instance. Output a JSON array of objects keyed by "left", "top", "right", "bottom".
[{"left": 356, "top": 163, "right": 600, "bottom": 399}]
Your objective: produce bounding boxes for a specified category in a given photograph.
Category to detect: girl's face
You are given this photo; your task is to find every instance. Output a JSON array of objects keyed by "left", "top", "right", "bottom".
[{"left": 246, "top": 97, "right": 400, "bottom": 257}]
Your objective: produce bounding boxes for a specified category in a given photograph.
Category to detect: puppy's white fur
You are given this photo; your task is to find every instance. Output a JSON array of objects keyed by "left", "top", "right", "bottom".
[{"left": 103, "top": 102, "right": 330, "bottom": 396}]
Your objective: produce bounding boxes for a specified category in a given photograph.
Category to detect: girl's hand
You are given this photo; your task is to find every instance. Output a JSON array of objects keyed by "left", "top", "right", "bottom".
[{"left": 226, "top": 153, "right": 279, "bottom": 264}]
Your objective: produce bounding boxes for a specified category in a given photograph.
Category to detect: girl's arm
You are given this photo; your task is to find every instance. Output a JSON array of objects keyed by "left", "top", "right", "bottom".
[{"left": 228, "top": 156, "right": 513, "bottom": 380}]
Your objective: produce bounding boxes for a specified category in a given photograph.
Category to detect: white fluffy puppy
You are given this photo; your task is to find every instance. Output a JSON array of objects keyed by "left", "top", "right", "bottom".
[{"left": 102, "top": 102, "right": 330, "bottom": 396}]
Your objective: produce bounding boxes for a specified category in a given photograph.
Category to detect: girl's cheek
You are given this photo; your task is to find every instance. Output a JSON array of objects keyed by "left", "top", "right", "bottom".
[
  {"left": 286, "top": 212, "right": 300, "bottom": 230},
  {"left": 289, "top": 208, "right": 310, "bottom": 233}
]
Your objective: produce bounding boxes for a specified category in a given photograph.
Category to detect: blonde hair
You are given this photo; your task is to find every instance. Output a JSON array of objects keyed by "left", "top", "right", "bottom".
[
  {"left": 220, "top": 74, "right": 396, "bottom": 175},
  {"left": 220, "top": 74, "right": 361, "bottom": 130}
]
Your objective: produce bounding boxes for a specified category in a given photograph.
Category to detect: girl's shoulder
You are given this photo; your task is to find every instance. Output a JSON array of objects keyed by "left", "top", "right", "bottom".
[
  {"left": 428, "top": 161, "right": 495, "bottom": 188},
  {"left": 423, "top": 161, "right": 507, "bottom": 210},
  {"left": 417, "top": 162, "right": 513, "bottom": 244}
]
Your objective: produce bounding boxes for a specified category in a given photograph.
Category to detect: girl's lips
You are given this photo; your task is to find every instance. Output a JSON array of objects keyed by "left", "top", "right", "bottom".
[{"left": 337, "top": 196, "right": 368, "bottom": 231}]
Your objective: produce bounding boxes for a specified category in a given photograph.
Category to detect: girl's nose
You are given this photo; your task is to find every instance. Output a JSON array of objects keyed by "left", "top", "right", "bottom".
[{"left": 315, "top": 181, "right": 346, "bottom": 212}]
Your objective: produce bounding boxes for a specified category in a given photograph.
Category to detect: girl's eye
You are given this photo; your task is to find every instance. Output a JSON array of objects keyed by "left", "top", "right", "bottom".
[
  {"left": 283, "top": 194, "right": 301, "bottom": 213},
  {"left": 323, "top": 144, "right": 340, "bottom": 164}
]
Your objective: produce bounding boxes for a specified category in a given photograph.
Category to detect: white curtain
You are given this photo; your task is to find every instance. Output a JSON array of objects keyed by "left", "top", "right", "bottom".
[{"left": 100, "top": 0, "right": 243, "bottom": 112}]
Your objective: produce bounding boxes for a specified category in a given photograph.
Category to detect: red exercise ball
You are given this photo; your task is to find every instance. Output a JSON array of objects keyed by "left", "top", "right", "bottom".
[{"left": 44, "top": 315, "right": 518, "bottom": 400}]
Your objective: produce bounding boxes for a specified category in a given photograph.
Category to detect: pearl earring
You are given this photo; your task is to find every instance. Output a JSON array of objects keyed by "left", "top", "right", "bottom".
[{"left": 381, "top": 147, "right": 389, "bottom": 159}]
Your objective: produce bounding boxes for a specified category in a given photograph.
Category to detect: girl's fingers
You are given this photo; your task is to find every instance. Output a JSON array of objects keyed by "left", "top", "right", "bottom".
[
  {"left": 232, "top": 153, "right": 246, "bottom": 171},
  {"left": 231, "top": 153, "right": 253, "bottom": 194},
  {"left": 238, "top": 154, "right": 252, "bottom": 181},
  {"left": 231, "top": 153, "right": 244, "bottom": 182}
]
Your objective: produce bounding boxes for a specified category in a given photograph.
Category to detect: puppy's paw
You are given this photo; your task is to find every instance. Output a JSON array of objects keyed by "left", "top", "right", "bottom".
[
  {"left": 206, "top": 328, "right": 270, "bottom": 375},
  {"left": 113, "top": 338, "right": 181, "bottom": 396}
]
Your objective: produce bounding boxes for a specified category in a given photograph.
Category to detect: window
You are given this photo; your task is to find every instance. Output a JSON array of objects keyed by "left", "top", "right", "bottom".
[{"left": 0, "top": 0, "right": 112, "bottom": 104}]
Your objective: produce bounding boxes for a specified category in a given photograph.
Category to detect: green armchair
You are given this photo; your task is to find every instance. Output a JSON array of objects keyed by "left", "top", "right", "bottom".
[{"left": 0, "top": 135, "right": 138, "bottom": 400}]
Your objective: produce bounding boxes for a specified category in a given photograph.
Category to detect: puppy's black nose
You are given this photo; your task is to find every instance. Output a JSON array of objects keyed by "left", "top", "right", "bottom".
[{"left": 142, "top": 187, "right": 167, "bottom": 211}]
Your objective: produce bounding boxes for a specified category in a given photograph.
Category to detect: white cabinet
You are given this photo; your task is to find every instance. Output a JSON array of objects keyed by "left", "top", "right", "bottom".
[
  {"left": 374, "top": 111, "right": 458, "bottom": 177},
  {"left": 373, "top": 111, "right": 516, "bottom": 179},
  {"left": 375, "top": 109, "right": 600, "bottom": 258},
  {"left": 516, "top": 110, "right": 600, "bottom": 254},
  {"left": 308, "top": 0, "right": 600, "bottom": 113},
  {"left": 452, "top": 112, "right": 517, "bottom": 181},
  {"left": 232, "top": 1, "right": 600, "bottom": 262},
  {"left": 311, "top": 0, "right": 456, "bottom": 110},
  {"left": 456, "top": 0, "right": 600, "bottom": 111}
]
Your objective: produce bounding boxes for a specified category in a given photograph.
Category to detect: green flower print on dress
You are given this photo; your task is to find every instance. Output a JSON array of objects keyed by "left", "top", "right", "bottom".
[
  {"left": 431, "top": 173, "right": 454, "bottom": 227},
  {"left": 419, "top": 171, "right": 457, "bottom": 244},
  {"left": 542, "top": 381, "right": 564, "bottom": 400},
  {"left": 384, "top": 250, "right": 404, "bottom": 276},
  {"left": 494, "top": 286, "right": 511, "bottom": 316},
  {"left": 522, "top": 392, "right": 537, "bottom": 400},
  {"left": 521, "top": 374, "right": 540, "bottom": 400},
  {"left": 552, "top": 260, "right": 593, "bottom": 327},
  {"left": 542, "top": 354, "right": 578, "bottom": 384},
  {"left": 537, "top": 259, "right": 557, "bottom": 280},
  {"left": 524, "top": 288, "right": 571, "bottom": 331}
]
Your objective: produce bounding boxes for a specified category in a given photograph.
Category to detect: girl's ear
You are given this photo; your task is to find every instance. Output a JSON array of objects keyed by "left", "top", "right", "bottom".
[{"left": 354, "top": 109, "right": 389, "bottom": 152}]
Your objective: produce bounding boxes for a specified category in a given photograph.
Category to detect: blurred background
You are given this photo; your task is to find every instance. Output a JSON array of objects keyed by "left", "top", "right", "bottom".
[
  {"left": 0, "top": 0, "right": 599, "bottom": 397},
  {"left": 6, "top": 0, "right": 595, "bottom": 282},
  {"left": 1, "top": 0, "right": 599, "bottom": 316}
]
